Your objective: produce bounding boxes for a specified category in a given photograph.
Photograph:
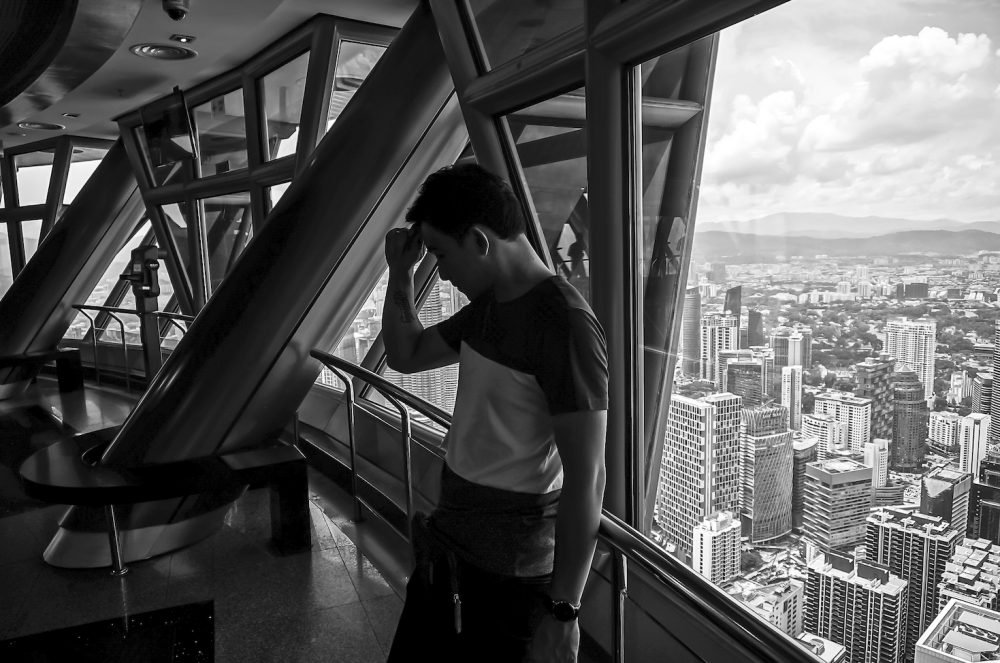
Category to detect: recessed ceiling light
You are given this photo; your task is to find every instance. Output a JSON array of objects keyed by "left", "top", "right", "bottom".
[
  {"left": 61, "top": 112, "right": 80, "bottom": 118},
  {"left": 169, "top": 34, "right": 196, "bottom": 44},
  {"left": 129, "top": 43, "right": 197, "bottom": 60},
  {"left": 18, "top": 121, "right": 65, "bottom": 131},
  {"left": 6, "top": 131, "right": 26, "bottom": 136}
]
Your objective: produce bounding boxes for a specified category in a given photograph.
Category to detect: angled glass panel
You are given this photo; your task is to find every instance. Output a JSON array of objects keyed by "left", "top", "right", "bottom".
[
  {"left": 325, "top": 41, "right": 386, "bottom": 133},
  {"left": 267, "top": 182, "right": 291, "bottom": 212},
  {"left": 159, "top": 202, "right": 194, "bottom": 286},
  {"left": 63, "top": 146, "right": 107, "bottom": 205},
  {"left": 197, "top": 191, "right": 253, "bottom": 293},
  {"left": 467, "top": 0, "right": 582, "bottom": 70},
  {"left": 13, "top": 152, "right": 54, "bottom": 206},
  {"left": 21, "top": 220, "right": 42, "bottom": 263},
  {"left": 260, "top": 52, "right": 311, "bottom": 161},
  {"left": 316, "top": 268, "right": 390, "bottom": 391},
  {"left": 192, "top": 88, "right": 249, "bottom": 177},
  {"left": 0, "top": 226, "right": 11, "bottom": 298},
  {"left": 506, "top": 87, "right": 590, "bottom": 302}
]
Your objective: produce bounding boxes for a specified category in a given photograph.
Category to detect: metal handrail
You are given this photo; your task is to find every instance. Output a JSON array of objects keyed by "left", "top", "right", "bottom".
[
  {"left": 309, "top": 350, "right": 816, "bottom": 663},
  {"left": 74, "top": 304, "right": 132, "bottom": 390}
]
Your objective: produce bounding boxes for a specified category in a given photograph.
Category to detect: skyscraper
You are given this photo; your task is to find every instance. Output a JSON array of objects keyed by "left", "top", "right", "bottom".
[
  {"left": 864, "top": 438, "right": 890, "bottom": 488},
  {"left": 803, "top": 458, "right": 873, "bottom": 555},
  {"left": 803, "top": 413, "right": 849, "bottom": 460},
  {"left": 866, "top": 508, "right": 962, "bottom": 661},
  {"left": 991, "top": 320, "right": 1000, "bottom": 453},
  {"left": 974, "top": 371, "right": 993, "bottom": 415},
  {"left": 971, "top": 458, "right": 1000, "bottom": 545},
  {"left": 734, "top": 580, "right": 804, "bottom": 638},
  {"left": 814, "top": 392, "right": 873, "bottom": 453},
  {"left": 793, "top": 436, "right": 818, "bottom": 532},
  {"left": 892, "top": 371, "right": 929, "bottom": 472},
  {"left": 782, "top": 365, "right": 803, "bottom": 430},
  {"left": 679, "top": 287, "right": 701, "bottom": 378},
  {"left": 724, "top": 285, "right": 741, "bottom": 320},
  {"left": 692, "top": 511, "right": 741, "bottom": 585},
  {"left": 928, "top": 411, "right": 961, "bottom": 455},
  {"left": 771, "top": 327, "right": 809, "bottom": 393},
  {"left": 727, "top": 360, "right": 766, "bottom": 407},
  {"left": 657, "top": 392, "right": 743, "bottom": 564},
  {"left": 805, "top": 551, "right": 908, "bottom": 663},
  {"left": 884, "top": 319, "right": 936, "bottom": 402},
  {"left": 700, "top": 313, "right": 738, "bottom": 386},
  {"left": 855, "top": 353, "right": 897, "bottom": 441},
  {"left": 740, "top": 404, "right": 793, "bottom": 543},
  {"left": 959, "top": 413, "right": 991, "bottom": 480},
  {"left": 915, "top": 599, "right": 1000, "bottom": 663},
  {"left": 921, "top": 468, "right": 972, "bottom": 535},
  {"left": 747, "top": 308, "right": 764, "bottom": 347},
  {"left": 936, "top": 538, "right": 1000, "bottom": 611}
]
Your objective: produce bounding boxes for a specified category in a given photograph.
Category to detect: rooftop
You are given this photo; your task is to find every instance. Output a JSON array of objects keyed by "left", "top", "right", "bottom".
[{"left": 916, "top": 598, "right": 1000, "bottom": 662}]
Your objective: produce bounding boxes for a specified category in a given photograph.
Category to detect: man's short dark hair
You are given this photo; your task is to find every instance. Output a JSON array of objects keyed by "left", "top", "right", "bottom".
[{"left": 405, "top": 163, "right": 526, "bottom": 240}]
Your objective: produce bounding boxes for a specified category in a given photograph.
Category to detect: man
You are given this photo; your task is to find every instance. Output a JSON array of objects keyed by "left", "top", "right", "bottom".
[{"left": 384, "top": 164, "right": 608, "bottom": 663}]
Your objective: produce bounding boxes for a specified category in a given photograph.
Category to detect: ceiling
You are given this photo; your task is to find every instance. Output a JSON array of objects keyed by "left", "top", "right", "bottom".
[{"left": 0, "top": 0, "right": 417, "bottom": 153}]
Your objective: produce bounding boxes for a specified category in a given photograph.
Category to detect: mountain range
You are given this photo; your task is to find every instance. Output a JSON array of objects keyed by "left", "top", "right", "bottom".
[{"left": 695, "top": 212, "right": 1000, "bottom": 239}]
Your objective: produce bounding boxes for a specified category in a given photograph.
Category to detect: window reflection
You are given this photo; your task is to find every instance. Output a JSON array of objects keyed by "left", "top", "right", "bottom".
[
  {"left": 160, "top": 202, "right": 194, "bottom": 287},
  {"left": 22, "top": 220, "right": 41, "bottom": 263},
  {"left": 467, "top": 0, "right": 582, "bottom": 70},
  {"left": 327, "top": 41, "right": 386, "bottom": 132},
  {"left": 193, "top": 89, "right": 248, "bottom": 176},
  {"left": 0, "top": 228, "right": 11, "bottom": 298},
  {"left": 13, "top": 152, "right": 54, "bottom": 207},
  {"left": 316, "top": 269, "right": 390, "bottom": 391},
  {"left": 260, "top": 52, "right": 310, "bottom": 161},
  {"left": 507, "top": 88, "right": 590, "bottom": 302},
  {"left": 197, "top": 192, "right": 253, "bottom": 293},
  {"left": 63, "top": 147, "right": 105, "bottom": 205},
  {"left": 267, "top": 182, "right": 291, "bottom": 212}
]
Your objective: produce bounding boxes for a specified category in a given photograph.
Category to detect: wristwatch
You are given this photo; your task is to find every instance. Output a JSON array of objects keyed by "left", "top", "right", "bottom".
[{"left": 548, "top": 597, "right": 581, "bottom": 622}]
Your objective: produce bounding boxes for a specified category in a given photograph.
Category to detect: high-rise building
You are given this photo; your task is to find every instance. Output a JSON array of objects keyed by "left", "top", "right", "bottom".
[
  {"left": 771, "top": 327, "right": 810, "bottom": 393},
  {"left": 803, "top": 458, "right": 873, "bottom": 554},
  {"left": 991, "top": 320, "right": 1000, "bottom": 453},
  {"left": 805, "top": 551, "right": 908, "bottom": 663},
  {"left": 971, "top": 459, "right": 1000, "bottom": 544},
  {"left": 680, "top": 287, "right": 702, "bottom": 378},
  {"left": 915, "top": 599, "right": 1000, "bottom": 663},
  {"left": 692, "top": 511, "right": 741, "bottom": 585},
  {"left": 864, "top": 438, "right": 890, "bottom": 488},
  {"left": 959, "top": 413, "right": 991, "bottom": 480},
  {"left": 796, "top": 633, "right": 847, "bottom": 663},
  {"left": 782, "top": 365, "right": 803, "bottom": 430},
  {"left": 718, "top": 349, "right": 753, "bottom": 391},
  {"left": 866, "top": 508, "right": 962, "bottom": 660},
  {"left": 733, "top": 579, "right": 804, "bottom": 637},
  {"left": 928, "top": 411, "right": 961, "bottom": 455},
  {"left": 891, "top": 371, "right": 929, "bottom": 472},
  {"left": 724, "top": 285, "right": 741, "bottom": 320},
  {"left": 855, "top": 353, "right": 896, "bottom": 441},
  {"left": 974, "top": 372, "right": 993, "bottom": 415},
  {"left": 750, "top": 346, "right": 776, "bottom": 397},
  {"left": 793, "top": 436, "right": 819, "bottom": 532},
  {"left": 708, "top": 262, "right": 727, "bottom": 283},
  {"left": 728, "top": 360, "right": 766, "bottom": 407},
  {"left": 814, "top": 392, "right": 873, "bottom": 454},
  {"left": 747, "top": 309, "right": 764, "bottom": 347},
  {"left": 700, "top": 314, "right": 738, "bottom": 386},
  {"left": 740, "top": 404, "right": 793, "bottom": 543},
  {"left": 921, "top": 468, "right": 972, "bottom": 535},
  {"left": 884, "top": 319, "right": 936, "bottom": 402},
  {"left": 656, "top": 392, "right": 743, "bottom": 564},
  {"left": 936, "top": 538, "right": 1000, "bottom": 612},
  {"left": 803, "top": 413, "right": 849, "bottom": 460}
]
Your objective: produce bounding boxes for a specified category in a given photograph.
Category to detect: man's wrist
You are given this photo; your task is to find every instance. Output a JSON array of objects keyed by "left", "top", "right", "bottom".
[{"left": 547, "top": 596, "right": 581, "bottom": 622}]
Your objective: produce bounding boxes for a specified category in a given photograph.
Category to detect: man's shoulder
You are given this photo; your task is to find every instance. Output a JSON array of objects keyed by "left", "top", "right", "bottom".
[{"left": 531, "top": 276, "right": 597, "bottom": 317}]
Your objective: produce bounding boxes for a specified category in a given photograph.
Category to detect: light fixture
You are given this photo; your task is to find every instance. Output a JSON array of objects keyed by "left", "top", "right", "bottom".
[
  {"left": 129, "top": 43, "right": 197, "bottom": 60},
  {"left": 61, "top": 112, "right": 80, "bottom": 118},
  {"left": 169, "top": 34, "right": 196, "bottom": 44},
  {"left": 18, "top": 121, "right": 65, "bottom": 131}
]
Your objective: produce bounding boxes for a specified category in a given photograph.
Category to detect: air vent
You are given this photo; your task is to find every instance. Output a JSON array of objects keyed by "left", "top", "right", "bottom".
[
  {"left": 129, "top": 43, "right": 197, "bottom": 60},
  {"left": 17, "top": 121, "right": 65, "bottom": 131}
]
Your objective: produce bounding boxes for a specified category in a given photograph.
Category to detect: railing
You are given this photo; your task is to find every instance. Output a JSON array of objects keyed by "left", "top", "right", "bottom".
[{"left": 309, "top": 350, "right": 817, "bottom": 663}]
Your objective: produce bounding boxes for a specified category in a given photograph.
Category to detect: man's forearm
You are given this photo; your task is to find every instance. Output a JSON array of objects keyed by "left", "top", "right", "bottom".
[
  {"left": 382, "top": 269, "right": 423, "bottom": 370},
  {"left": 549, "top": 467, "right": 606, "bottom": 604}
]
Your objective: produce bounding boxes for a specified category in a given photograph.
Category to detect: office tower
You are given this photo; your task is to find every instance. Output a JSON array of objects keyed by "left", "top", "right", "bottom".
[
  {"left": 692, "top": 511, "right": 741, "bottom": 585},
  {"left": 904, "top": 282, "right": 929, "bottom": 299},
  {"left": 992, "top": 321, "right": 1000, "bottom": 453},
  {"left": 836, "top": 281, "right": 851, "bottom": 295},
  {"left": 928, "top": 411, "right": 961, "bottom": 455},
  {"left": 793, "top": 436, "right": 819, "bottom": 532},
  {"left": 700, "top": 313, "right": 738, "bottom": 385},
  {"left": 708, "top": 262, "right": 727, "bottom": 283},
  {"left": 856, "top": 353, "right": 897, "bottom": 441},
  {"left": 803, "top": 413, "right": 849, "bottom": 460},
  {"left": 796, "top": 633, "right": 847, "bottom": 663},
  {"left": 915, "top": 599, "right": 1000, "bottom": 663},
  {"left": 740, "top": 404, "right": 793, "bottom": 543},
  {"left": 874, "top": 482, "right": 908, "bottom": 509},
  {"left": 971, "top": 459, "right": 1000, "bottom": 544},
  {"left": 975, "top": 372, "right": 993, "bottom": 415},
  {"left": 936, "top": 538, "right": 1000, "bottom": 611},
  {"left": 748, "top": 308, "right": 764, "bottom": 347},
  {"left": 866, "top": 508, "right": 962, "bottom": 660},
  {"left": 750, "top": 346, "right": 776, "bottom": 397},
  {"left": 864, "top": 438, "right": 890, "bottom": 488},
  {"left": 857, "top": 282, "right": 874, "bottom": 299},
  {"left": 656, "top": 393, "right": 742, "bottom": 564},
  {"left": 892, "top": 371, "right": 929, "bottom": 472},
  {"left": 771, "top": 327, "right": 809, "bottom": 392},
  {"left": 855, "top": 265, "right": 870, "bottom": 283},
  {"left": 803, "top": 458, "right": 873, "bottom": 554},
  {"left": 727, "top": 360, "right": 766, "bottom": 407},
  {"left": 734, "top": 580, "right": 804, "bottom": 637},
  {"left": 959, "top": 413, "right": 991, "bottom": 480},
  {"left": 884, "top": 319, "right": 936, "bottom": 401},
  {"left": 781, "top": 365, "right": 803, "bottom": 430},
  {"left": 814, "top": 392, "right": 873, "bottom": 453},
  {"left": 680, "top": 287, "right": 701, "bottom": 378},
  {"left": 921, "top": 468, "right": 972, "bottom": 535},
  {"left": 718, "top": 349, "right": 753, "bottom": 391},
  {"left": 724, "top": 285, "right": 741, "bottom": 320},
  {"left": 805, "top": 551, "right": 908, "bottom": 663}
]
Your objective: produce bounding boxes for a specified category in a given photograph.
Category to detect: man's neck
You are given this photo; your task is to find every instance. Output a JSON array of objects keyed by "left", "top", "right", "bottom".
[{"left": 491, "top": 236, "right": 555, "bottom": 302}]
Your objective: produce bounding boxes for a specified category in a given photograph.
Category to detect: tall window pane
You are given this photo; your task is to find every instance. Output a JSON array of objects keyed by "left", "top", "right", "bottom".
[
  {"left": 326, "top": 41, "right": 386, "bottom": 132},
  {"left": 63, "top": 146, "right": 106, "bottom": 205},
  {"left": 193, "top": 89, "right": 248, "bottom": 176},
  {"left": 159, "top": 202, "right": 194, "bottom": 287},
  {"left": 0, "top": 227, "right": 11, "bottom": 298},
  {"left": 21, "top": 220, "right": 42, "bottom": 263},
  {"left": 198, "top": 192, "right": 253, "bottom": 293},
  {"left": 506, "top": 88, "right": 590, "bottom": 302},
  {"left": 315, "top": 269, "right": 390, "bottom": 390},
  {"left": 467, "top": 0, "right": 582, "bottom": 70},
  {"left": 13, "top": 152, "right": 53, "bottom": 206},
  {"left": 260, "top": 52, "right": 310, "bottom": 161}
]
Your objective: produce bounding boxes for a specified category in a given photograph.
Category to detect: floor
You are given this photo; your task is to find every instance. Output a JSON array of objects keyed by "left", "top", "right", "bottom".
[{"left": 0, "top": 382, "right": 405, "bottom": 662}]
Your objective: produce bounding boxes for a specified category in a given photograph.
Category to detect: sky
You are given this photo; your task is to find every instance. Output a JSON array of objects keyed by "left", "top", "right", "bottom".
[{"left": 698, "top": 0, "right": 1000, "bottom": 225}]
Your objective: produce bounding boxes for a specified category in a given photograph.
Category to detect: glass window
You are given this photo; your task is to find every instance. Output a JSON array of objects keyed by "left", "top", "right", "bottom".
[
  {"left": 0, "top": 226, "right": 11, "bottom": 298},
  {"left": 506, "top": 88, "right": 590, "bottom": 302},
  {"left": 467, "top": 0, "right": 582, "bottom": 70},
  {"left": 267, "top": 182, "right": 292, "bottom": 212},
  {"left": 326, "top": 41, "right": 386, "bottom": 132},
  {"left": 192, "top": 89, "right": 249, "bottom": 176},
  {"left": 159, "top": 202, "right": 194, "bottom": 285},
  {"left": 21, "top": 220, "right": 42, "bottom": 263},
  {"left": 197, "top": 192, "right": 253, "bottom": 293},
  {"left": 316, "top": 269, "right": 390, "bottom": 391},
  {"left": 260, "top": 52, "right": 310, "bottom": 161},
  {"left": 13, "top": 152, "right": 54, "bottom": 206},
  {"left": 63, "top": 146, "right": 108, "bottom": 204}
]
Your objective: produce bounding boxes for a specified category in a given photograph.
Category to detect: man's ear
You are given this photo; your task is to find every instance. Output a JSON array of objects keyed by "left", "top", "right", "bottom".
[{"left": 469, "top": 226, "right": 490, "bottom": 256}]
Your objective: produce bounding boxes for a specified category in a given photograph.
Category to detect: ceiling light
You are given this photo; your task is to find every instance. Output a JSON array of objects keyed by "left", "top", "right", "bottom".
[
  {"left": 169, "top": 34, "right": 196, "bottom": 44},
  {"left": 18, "top": 121, "right": 65, "bottom": 131},
  {"left": 61, "top": 112, "right": 80, "bottom": 118},
  {"left": 129, "top": 43, "right": 197, "bottom": 60}
]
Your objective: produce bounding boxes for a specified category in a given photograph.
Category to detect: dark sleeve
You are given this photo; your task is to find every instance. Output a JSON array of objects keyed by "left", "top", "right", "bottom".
[
  {"left": 434, "top": 300, "right": 477, "bottom": 352},
  {"left": 536, "top": 306, "right": 609, "bottom": 414}
]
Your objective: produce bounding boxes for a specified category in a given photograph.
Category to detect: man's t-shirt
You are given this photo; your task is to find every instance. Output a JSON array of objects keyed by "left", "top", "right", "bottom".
[{"left": 435, "top": 275, "right": 609, "bottom": 496}]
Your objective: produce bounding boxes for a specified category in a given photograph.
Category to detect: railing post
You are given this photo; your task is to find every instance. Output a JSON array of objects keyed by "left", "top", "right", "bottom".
[
  {"left": 75, "top": 307, "right": 101, "bottom": 385},
  {"left": 328, "top": 365, "right": 364, "bottom": 524},
  {"left": 105, "top": 504, "right": 129, "bottom": 577},
  {"left": 613, "top": 550, "right": 628, "bottom": 663},
  {"left": 104, "top": 311, "right": 131, "bottom": 391}
]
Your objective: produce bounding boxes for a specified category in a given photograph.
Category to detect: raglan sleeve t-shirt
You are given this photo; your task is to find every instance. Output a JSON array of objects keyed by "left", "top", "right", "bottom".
[{"left": 434, "top": 276, "right": 608, "bottom": 495}]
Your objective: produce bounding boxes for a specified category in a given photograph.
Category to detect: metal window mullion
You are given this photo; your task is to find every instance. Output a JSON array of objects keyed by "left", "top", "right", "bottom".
[
  {"left": 295, "top": 18, "right": 336, "bottom": 175},
  {"left": 190, "top": 197, "right": 211, "bottom": 307},
  {"left": 41, "top": 137, "right": 72, "bottom": 236}
]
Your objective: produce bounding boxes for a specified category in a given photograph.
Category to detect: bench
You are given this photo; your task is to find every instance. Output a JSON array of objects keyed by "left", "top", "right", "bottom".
[
  {"left": 19, "top": 428, "right": 311, "bottom": 573},
  {"left": 0, "top": 347, "right": 84, "bottom": 393}
]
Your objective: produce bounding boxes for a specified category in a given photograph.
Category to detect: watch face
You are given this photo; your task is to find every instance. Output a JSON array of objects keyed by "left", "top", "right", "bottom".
[{"left": 550, "top": 600, "right": 579, "bottom": 622}]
